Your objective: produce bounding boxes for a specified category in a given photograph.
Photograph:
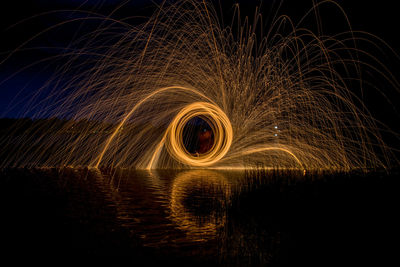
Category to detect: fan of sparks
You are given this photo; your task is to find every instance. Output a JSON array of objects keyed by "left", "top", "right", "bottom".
[{"left": 1, "top": 0, "right": 398, "bottom": 170}]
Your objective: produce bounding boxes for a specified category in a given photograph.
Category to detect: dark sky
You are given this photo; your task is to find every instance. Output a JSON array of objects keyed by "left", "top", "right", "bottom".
[{"left": 1, "top": 0, "right": 400, "bottom": 118}]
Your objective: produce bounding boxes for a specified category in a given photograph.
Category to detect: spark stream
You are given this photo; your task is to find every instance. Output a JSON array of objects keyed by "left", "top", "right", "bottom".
[{"left": 1, "top": 0, "right": 399, "bottom": 170}]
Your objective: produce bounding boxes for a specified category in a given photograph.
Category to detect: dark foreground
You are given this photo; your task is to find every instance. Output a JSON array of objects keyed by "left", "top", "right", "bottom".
[{"left": 0, "top": 168, "right": 398, "bottom": 266}]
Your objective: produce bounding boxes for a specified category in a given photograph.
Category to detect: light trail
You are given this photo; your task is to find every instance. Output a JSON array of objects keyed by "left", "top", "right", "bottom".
[{"left": 1, "top": 0, "right": 398, "bottom": 170}]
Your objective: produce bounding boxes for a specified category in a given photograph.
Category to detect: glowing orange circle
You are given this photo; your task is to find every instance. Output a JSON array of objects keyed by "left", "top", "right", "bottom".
[{"left": 166, "top": 102, "right": 232, "bottom": 167}]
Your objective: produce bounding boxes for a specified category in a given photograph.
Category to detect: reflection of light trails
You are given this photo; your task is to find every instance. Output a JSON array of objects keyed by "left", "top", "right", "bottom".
[{"left": 169, "top": 170, "right": 231, "bottom": 242}]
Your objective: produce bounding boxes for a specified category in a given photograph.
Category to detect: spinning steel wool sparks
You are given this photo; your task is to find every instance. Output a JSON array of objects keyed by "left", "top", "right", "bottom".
[{"left": 1, "top": 0, "right": 399, "bottom": 170}]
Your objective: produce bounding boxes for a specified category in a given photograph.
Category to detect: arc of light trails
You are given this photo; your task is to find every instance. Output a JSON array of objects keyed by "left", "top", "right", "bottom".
[
  {"left": 162, "top": 102, "right": 233, "bottom": 167},
  {"left": 146, "top": 130, "right": 169, "bottom": 169},
  {"left": 92, "top": 85, "right": 304, "bottom": 170},
  {"left": 222, "top": 146, "right": 305, "bottom": 171},
  {"left": 93, "top": 86, "right": 216, "bottom": 168},
  {"left": 146, "top": 135, "right": 305, "bottom": 172}
]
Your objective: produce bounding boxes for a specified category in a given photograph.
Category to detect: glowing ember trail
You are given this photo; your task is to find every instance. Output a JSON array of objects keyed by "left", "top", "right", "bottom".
[{"left": 0, "top": 0, "right": 398, "bottom": 170}]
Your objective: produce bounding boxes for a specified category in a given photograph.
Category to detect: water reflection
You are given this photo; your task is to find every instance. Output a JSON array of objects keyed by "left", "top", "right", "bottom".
[
  {"left": 169, "top": 170, "right": 231, "bottom": 241},
  {"left": 80, "top": 168, "right": 282, "bottom": 265},
  {"left": 2, "top": 167, "right": 396, "bottom": 266}
]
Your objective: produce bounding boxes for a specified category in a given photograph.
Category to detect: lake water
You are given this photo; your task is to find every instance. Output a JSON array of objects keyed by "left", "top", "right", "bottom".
[{"left": 1, "top": 168, "right": 398, "bottom": 266}]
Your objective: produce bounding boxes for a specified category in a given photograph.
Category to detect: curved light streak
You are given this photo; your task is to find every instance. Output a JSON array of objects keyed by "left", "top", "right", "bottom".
[
  {"left": 165, "top": 102, "right": 233, "bottom": 167},
  {"left": 223, "top": 146, "right": 305, "bottom": 170},
  {"left": 0, "top": 0, "right": 396, "bottom": 170},
  {"left": 147, "top": 102, "right": 233, "bottom": 169},
  {"left": 93, "top": 86, "right": 215, "bottom": 168}
]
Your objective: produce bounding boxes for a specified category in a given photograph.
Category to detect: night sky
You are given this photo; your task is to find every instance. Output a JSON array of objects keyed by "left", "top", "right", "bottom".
[{"left": 1, "top": 0, "right": 399, "bottom": 121}]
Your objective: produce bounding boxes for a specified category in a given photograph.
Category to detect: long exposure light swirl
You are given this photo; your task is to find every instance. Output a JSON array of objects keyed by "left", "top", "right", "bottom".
[{"left": 165, "top": 102, "right": 233, "bottom": 167}]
